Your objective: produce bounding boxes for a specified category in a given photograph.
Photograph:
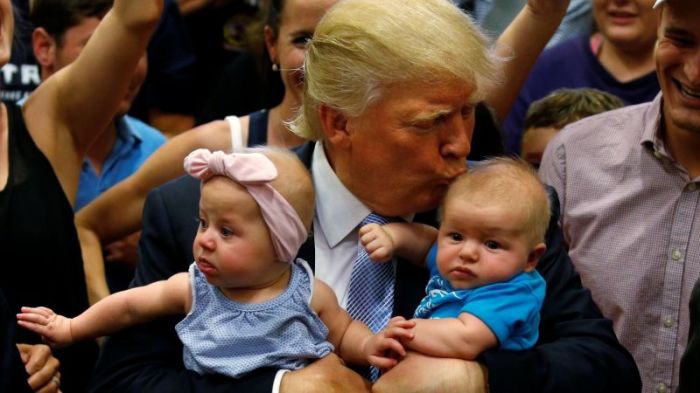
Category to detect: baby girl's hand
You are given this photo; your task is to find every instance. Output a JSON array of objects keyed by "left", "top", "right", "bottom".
[
  {"left": 365, "top": 317, "right": 416, "bottom": 371},
  {"left": 17, "top": 306, "right": 74, "bottom": 348},
  {"left": 359, "top": 223, "right": 396, "bottom": 263}
]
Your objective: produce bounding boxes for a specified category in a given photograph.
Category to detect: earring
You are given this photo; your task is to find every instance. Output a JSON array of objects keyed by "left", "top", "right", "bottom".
[{"left": 272, "top": 63, "right": 279, "bottom": 71}]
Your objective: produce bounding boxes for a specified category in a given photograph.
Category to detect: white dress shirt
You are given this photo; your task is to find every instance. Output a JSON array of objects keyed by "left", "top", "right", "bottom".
[{"left": 312, "top": 141, "right": 396, "bottom": 307}]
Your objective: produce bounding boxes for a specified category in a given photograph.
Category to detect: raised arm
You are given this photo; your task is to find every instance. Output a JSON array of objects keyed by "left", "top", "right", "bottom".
[
  {"left": 17, "top": 273, "right": 190, "bottom": 346},
  {"left": 17, "top": 0, "right": 163, "bottom": 305},
  {"left": 75, "top": 119, "right": 233, "bottom": 303},
  {"left": 23, "top": 0, "right": 164, "bottom": 203},
  {"left": 486, "top": 0, "right": 570, "bottom": 119},
  {"left": 360, "top": 223, "right": 437, "bottom": 265}
]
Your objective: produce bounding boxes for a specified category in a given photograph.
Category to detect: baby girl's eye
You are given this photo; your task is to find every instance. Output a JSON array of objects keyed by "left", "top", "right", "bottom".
[{"left": 198, "top": 218, "right": 208, "bottom": 229}]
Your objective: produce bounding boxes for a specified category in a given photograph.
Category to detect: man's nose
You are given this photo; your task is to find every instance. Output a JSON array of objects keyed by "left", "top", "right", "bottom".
[
  {"left": 685, "top": 48, "right": 700, "bottom": 85},
  {"left": 440, "top": 115, "right": 473, "bottom": 160}
]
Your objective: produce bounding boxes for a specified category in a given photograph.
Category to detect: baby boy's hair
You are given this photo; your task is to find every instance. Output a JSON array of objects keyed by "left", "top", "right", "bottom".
[
  {"left": 524, "top": 88, "right": 625, "bottom": 130},
  {"left": 248, "top": 147, "right": 315, "bottom": 231},
  {"left": 443, "top": 157, "right": 551, "bottom": 247}
]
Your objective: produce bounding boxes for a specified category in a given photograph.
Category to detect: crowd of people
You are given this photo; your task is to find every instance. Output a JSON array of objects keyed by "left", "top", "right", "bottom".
[{"left": 1, "top": 0, "right": 698, "bottom": 392}]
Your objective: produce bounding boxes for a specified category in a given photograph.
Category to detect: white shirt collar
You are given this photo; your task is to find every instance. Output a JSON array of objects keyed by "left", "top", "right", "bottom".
[{"left": 312, "top": 141, "right": 371, "bottom": 248}]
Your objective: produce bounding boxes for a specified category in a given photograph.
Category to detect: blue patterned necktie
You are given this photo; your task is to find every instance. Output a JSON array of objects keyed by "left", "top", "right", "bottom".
[{"left": 346, "top": 213, "right": 395, "bottom": 380}]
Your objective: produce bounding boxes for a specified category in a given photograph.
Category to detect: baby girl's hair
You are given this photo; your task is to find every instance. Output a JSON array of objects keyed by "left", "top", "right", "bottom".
[{"left": 249, "top": 147, "right": 315, "bottom": 231}]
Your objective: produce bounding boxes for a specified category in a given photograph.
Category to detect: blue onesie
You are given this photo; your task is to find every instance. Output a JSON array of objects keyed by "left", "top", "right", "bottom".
[{"left": 414, "top": 244, "right": 545, "bottom": 350}]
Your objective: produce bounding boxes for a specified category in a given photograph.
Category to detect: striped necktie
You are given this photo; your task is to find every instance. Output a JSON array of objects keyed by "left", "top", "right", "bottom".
[{"left": 346, "top": 213, "right": 395, "bottom": 380}]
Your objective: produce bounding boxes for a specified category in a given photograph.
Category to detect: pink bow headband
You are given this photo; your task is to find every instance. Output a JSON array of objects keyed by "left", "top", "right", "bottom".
[{"left": 184, "top": 149, "right": 307, "bottom": 263}]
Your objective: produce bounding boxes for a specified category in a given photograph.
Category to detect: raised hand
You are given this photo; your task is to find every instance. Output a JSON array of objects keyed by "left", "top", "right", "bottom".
[
  {"left": 359, "top": 223, "right": 395, "bottom": 263},
  {"left": 17, "top": 307, "right": 74, "bottom": 347},
  {"left": 526, "top": 0, "right": 571, "bottom": 19}
]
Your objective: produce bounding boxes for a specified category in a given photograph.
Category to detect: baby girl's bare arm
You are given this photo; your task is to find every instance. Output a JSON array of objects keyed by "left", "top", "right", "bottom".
[
  {"left": 18, "top": 272, "right": 190, "bottom": 346},
  {"left": 311, "top": 279, "right": 414, "bottom": 370}
]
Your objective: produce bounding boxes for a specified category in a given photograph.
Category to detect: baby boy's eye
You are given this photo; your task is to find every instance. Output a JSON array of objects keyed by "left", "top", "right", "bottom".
[
  {"left": 221, "top": 227, "right": 233, "bottom": 237},
  {"left": 448, "top": 232, "right": 463, "bottom": 242},
  {"left": 484, "top": 240, "right": 501, "bottom": 250}
]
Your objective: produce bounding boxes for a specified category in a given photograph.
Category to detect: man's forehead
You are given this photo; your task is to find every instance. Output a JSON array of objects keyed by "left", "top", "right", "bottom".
[{"left": 658, "top": 0, "right": 700, "bottom": 29}]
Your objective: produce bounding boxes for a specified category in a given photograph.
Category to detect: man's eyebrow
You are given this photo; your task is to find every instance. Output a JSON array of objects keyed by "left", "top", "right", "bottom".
[{"left": 409, "top": 108, "right": 453, "bottom": 123}]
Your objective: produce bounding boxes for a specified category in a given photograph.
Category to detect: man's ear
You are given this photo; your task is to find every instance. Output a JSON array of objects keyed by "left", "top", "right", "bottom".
[
  {"left": 318, "top": 104, "right": 351, "bottom": 149},
  {"left": 32, "top": 28, "right": 56, "bottom": 75},
  {"left": 524, "top": 243, "right": 546, "bottom": 272}
]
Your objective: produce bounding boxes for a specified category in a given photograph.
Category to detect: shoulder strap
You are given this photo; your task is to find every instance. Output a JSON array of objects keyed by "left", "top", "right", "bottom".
[
  {"left": 225, "top": 116, "right": 243, "bottom": 151},
  {"left": 295, "top": 259, "right": 316, "bottom": 305},
  {"left": 185, "top": 263, "right": 200, "bottom": 316}
]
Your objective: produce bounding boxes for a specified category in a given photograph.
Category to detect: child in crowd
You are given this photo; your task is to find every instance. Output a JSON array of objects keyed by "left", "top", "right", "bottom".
[
  {"left": 520, "top": 88, "right": 624, "bottom": 168},
  {"left": 18, "top": 148, "right": 413, "bottom": 378},
  {"left": 361, "top": 158, "right": 550, "bottom": 359}
]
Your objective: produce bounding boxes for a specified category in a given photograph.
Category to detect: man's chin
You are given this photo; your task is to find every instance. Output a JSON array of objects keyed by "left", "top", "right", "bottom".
[
  {"left": 411, "top": 195, "right": 443, "bottom": 215},
  {"left": 116, "top": 100, "right": 134, "bottom": 118}
]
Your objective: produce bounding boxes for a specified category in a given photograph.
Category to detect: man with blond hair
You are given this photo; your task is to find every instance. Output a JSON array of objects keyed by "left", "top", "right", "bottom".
[{"left": 90, "top": 0, "right": 640, "bottom": 392}]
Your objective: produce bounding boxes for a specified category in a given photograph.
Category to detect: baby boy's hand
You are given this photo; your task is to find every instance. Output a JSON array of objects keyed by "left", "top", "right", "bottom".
[
  {"left": 359, "top": 223, "right": 395, "bottom": 263},
  {"left": 17, "top": 306, "right": 74, "bottom": 348}
]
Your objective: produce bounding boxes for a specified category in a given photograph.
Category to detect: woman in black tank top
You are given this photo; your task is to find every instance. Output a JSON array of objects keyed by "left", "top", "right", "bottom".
[{"left": 0, "top": 2, "right": 163, "bottom": 392}]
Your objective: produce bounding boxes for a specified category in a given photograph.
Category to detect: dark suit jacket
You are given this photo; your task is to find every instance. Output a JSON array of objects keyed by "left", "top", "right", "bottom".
[{"left": 89, "top": 143, "right": 641, "bottom": 393}]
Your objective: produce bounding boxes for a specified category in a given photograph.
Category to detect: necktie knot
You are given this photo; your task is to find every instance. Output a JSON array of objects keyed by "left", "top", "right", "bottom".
[{"left": 362, "top": 213, "right": 392, "bottom": 227}]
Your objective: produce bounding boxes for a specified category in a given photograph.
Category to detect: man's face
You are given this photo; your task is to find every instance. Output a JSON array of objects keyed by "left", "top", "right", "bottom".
[
  {"left": 52, "top": 17, "right": 100, "bottom": 71},
  {"left": 51, "top": 17, "right": 147, "bottom": 116},
  {"left": 656, "top": 0, "right": 700, "bottom": 134},
  {"left": 333, "top": 78, "right": 475, "bottom": 217}
]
